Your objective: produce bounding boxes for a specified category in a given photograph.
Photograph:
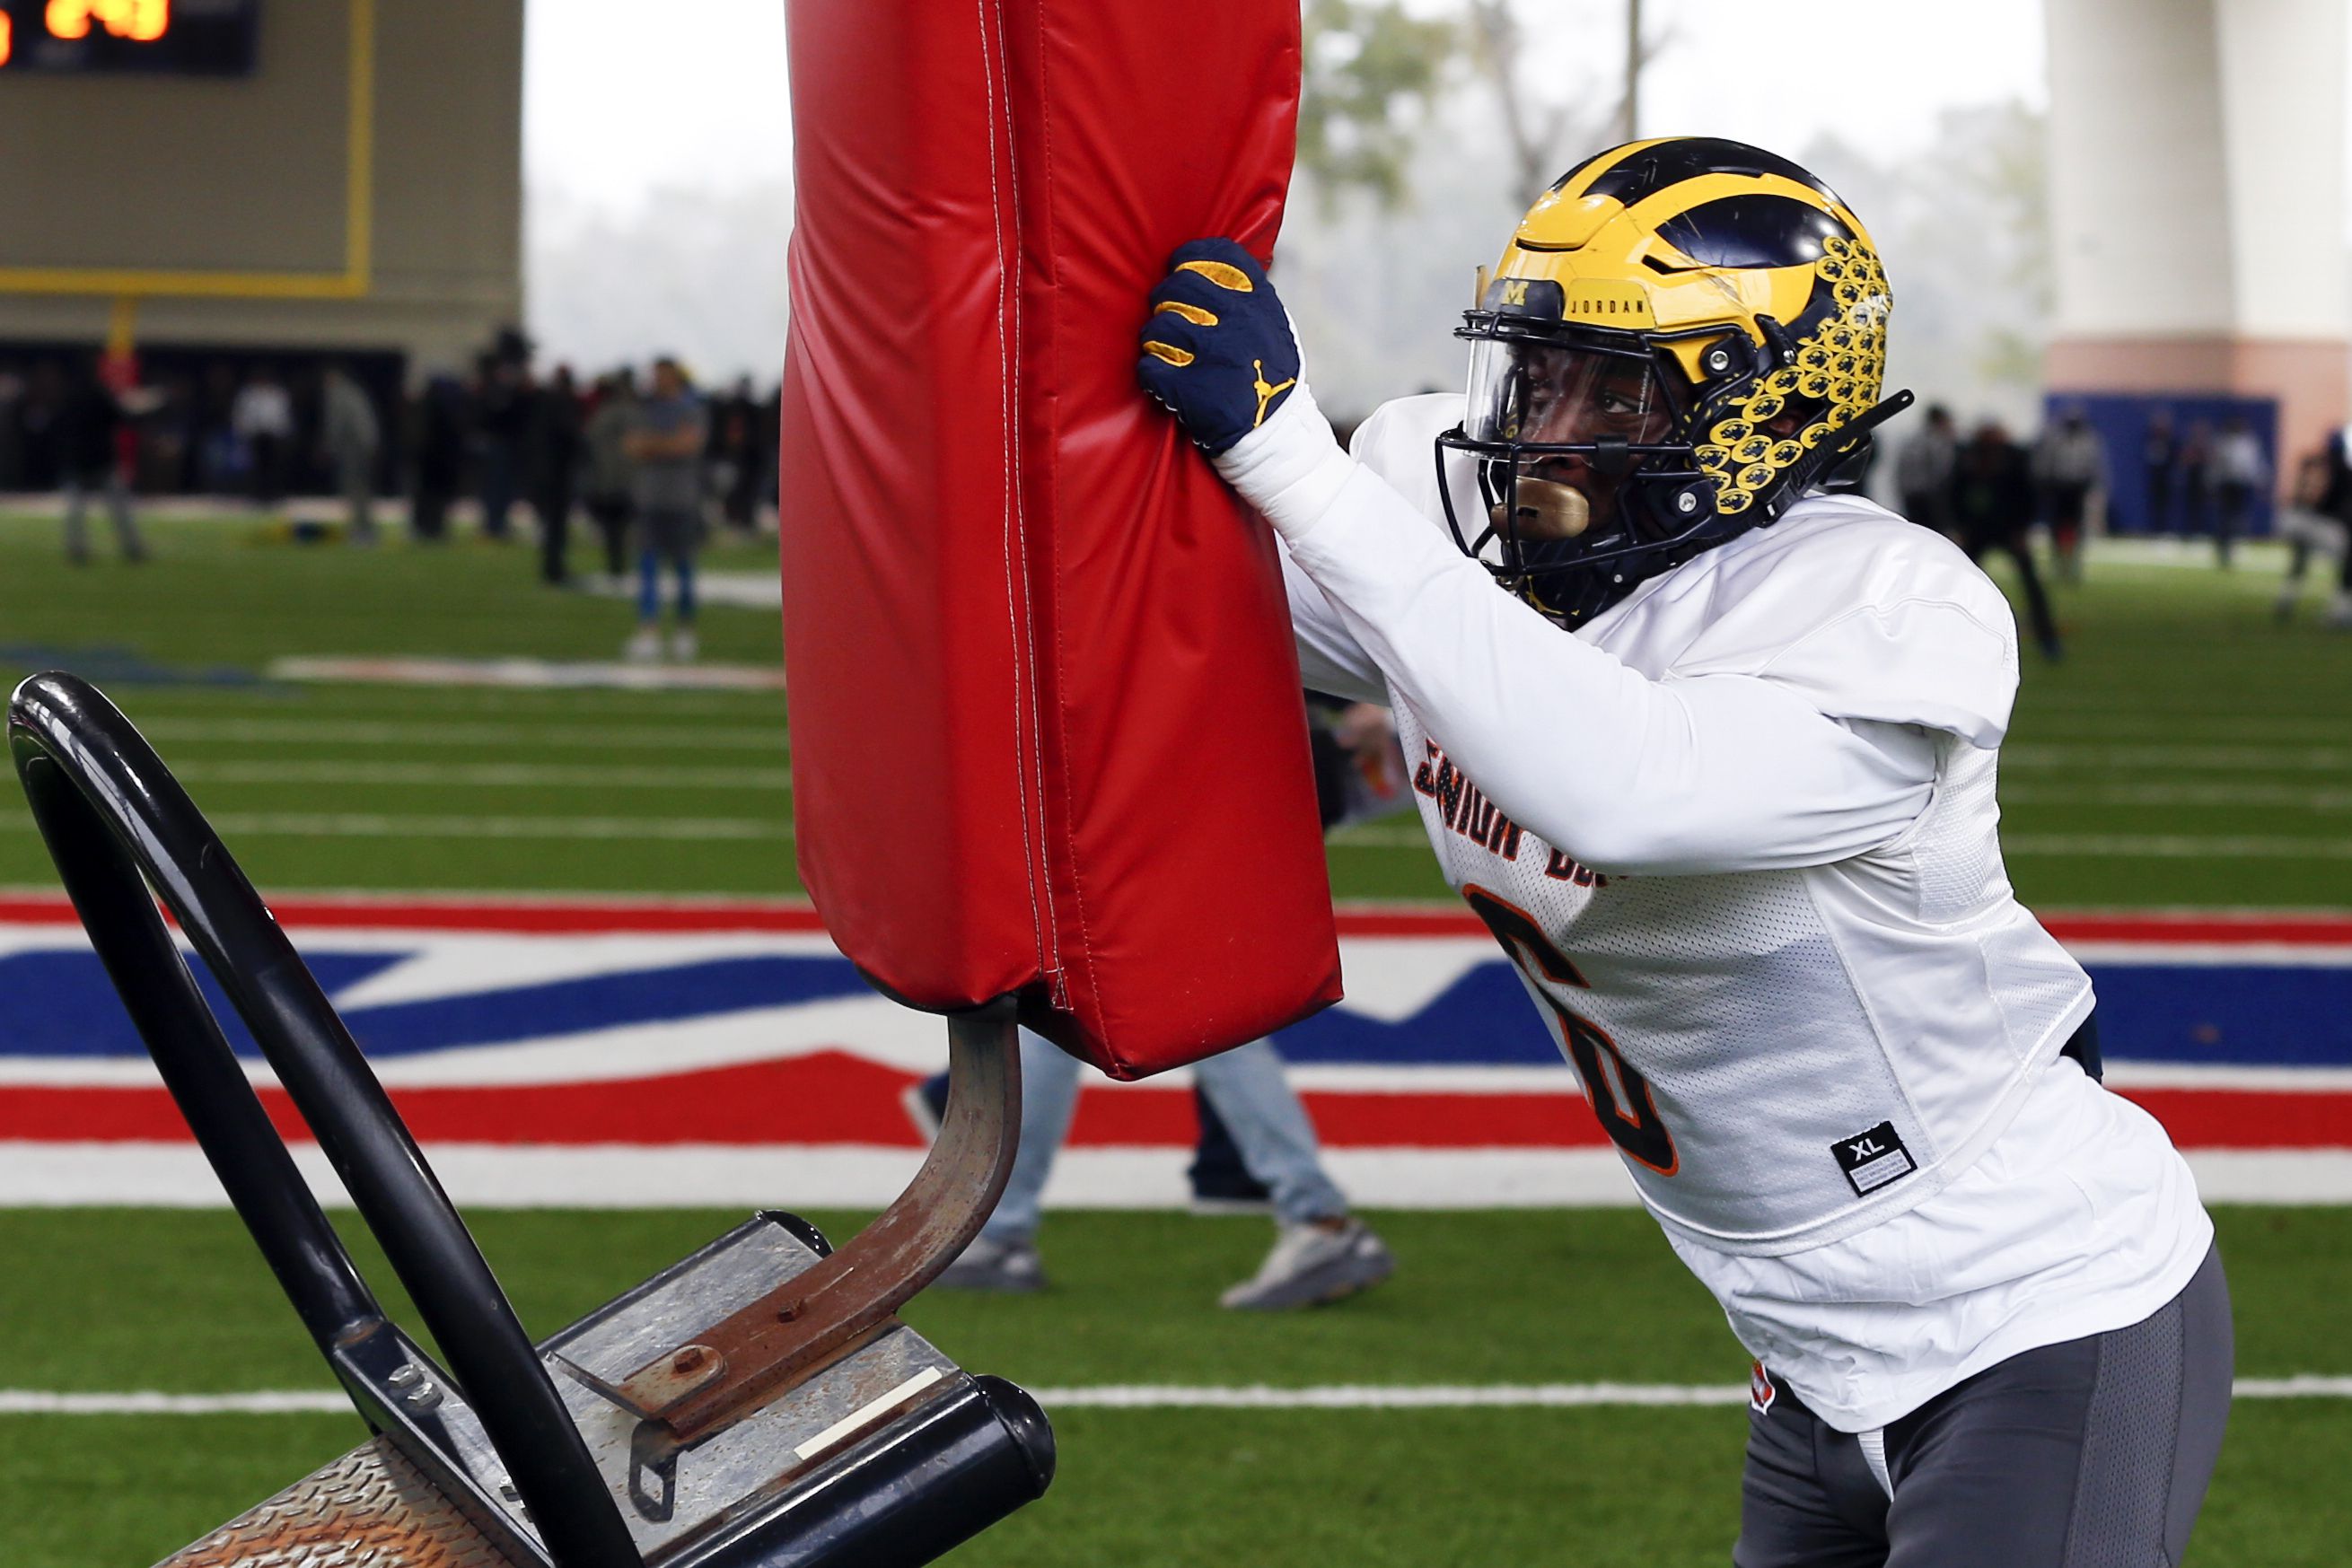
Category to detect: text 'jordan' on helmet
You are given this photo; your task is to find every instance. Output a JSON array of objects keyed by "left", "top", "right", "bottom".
[{"left": 1437, "top": 136, "right": 1911, "bottom": 627}]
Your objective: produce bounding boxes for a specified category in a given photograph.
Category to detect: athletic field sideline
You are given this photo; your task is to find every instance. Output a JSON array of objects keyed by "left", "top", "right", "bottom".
[{"left": 2, "top": 513, "right": 2348, "bottom": 1564}]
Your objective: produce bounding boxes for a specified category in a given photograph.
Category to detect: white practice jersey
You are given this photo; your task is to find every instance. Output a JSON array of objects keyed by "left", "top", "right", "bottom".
[{"left": 1267, "top": 393, "right": 2211, "bottom": 1431}]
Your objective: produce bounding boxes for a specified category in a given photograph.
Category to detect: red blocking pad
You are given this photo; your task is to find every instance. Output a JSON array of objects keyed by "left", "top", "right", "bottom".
[{"left": 777, "top": 0, "right": 1341, "bottom": 1077}]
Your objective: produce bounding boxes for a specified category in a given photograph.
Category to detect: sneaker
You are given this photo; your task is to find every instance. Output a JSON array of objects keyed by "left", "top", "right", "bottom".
[
  {"left": 900, "top": 1073, "right": 950, "bottom": 1141},
  {"left": 1219, "top": 1218, "right": 1394, "bottom": 1310},
  {"left": 624, "top": 626, "right": 663, "bottom": 662},
  {"left": 670, "top": 628, "right": 699, "bottom": 661},
  {"left": 934, "top": 1236, "right": 1047, "bottom": 1294}
]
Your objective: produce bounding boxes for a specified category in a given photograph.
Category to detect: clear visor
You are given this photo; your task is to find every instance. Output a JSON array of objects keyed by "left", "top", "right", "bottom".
[{"left": 1463, "top": 338, "right": 1674, "bottom": 449}]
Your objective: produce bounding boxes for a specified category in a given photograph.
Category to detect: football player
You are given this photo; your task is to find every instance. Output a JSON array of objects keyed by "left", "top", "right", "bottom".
[{"left": 1137, "top": 138, "right": 2230, "bottom": 1566}]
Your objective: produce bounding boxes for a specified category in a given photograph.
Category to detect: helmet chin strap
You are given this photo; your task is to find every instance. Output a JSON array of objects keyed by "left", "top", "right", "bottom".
[{"left": 1494, "top": 477, "right": 1592, "bottom": 541}]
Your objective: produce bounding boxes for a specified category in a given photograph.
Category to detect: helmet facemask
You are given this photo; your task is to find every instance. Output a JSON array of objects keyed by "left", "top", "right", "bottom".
[{"left": 1438, "top": 325, "right": 1725, "bottom": 626}]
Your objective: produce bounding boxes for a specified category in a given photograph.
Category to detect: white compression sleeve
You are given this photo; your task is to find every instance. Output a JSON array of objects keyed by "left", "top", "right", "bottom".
[{"left": 1233, "top": 440, "right": 1936, "bottom": 876}]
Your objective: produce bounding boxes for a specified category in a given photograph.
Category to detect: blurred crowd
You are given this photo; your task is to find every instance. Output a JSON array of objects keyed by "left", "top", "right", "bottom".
[
  {"left": 1887, "top": 404, "right": 2352, "bottom": 650},
  {"left": 0, "top": 329, "right": 784, "bottom": 660}
]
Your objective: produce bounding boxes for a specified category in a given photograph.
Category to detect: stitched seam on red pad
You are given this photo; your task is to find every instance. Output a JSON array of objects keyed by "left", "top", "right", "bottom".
[
  {"left": 977, "top": 0, "right": 1057, "bottom": 993},
  {"left": 1022, "top": 0, "right": 1104, "bottom": 1037}
]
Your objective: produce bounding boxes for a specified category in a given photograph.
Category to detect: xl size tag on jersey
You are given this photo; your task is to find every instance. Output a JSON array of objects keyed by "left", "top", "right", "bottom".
[{"left": 1831, "top": 1121, "right": 1916, "bottom": 1197}]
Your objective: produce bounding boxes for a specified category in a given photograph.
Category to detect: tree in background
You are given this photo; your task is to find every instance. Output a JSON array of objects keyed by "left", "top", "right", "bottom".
[
  {"left": 1295, "top": 0, "right": 1461, "bottom": 210},
  {"left": 1462, "top": 0, "right": 1667, "bottom": 203}
]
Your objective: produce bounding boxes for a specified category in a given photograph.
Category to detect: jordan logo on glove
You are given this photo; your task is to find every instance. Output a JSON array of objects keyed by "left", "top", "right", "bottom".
[
  {"left": 1251, "top": 360, "right": 1296, "bottom": 430},
  {"left": 1137, "top": 238, "right": 1305, "bottom": 456}
]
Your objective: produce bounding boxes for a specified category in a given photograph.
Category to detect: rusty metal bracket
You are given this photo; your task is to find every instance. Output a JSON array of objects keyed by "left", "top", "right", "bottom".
[{"left": 567, "top": 1005, "right": 1022, "bottom": 1445}]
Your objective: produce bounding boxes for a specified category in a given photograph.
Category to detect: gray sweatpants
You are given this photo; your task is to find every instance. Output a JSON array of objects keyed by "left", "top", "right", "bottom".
[{"left": 1735, "top": 1245, "right": 2233, "bottom": 1567}]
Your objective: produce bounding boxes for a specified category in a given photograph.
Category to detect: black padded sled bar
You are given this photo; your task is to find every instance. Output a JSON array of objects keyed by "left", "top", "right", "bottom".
[{"left": 8, "top": 671, "right": 641, "bottom": 1568}]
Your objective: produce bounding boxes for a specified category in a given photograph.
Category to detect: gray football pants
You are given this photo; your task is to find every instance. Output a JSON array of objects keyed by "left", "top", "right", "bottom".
[{"left": 1735, "top": 1244, "right": 2232, "bottom": 1568}]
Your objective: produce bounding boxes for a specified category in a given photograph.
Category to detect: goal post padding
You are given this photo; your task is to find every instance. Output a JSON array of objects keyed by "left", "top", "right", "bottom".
[{"left": 778, "top": 0, "right": 1340, "bottom": 1078}]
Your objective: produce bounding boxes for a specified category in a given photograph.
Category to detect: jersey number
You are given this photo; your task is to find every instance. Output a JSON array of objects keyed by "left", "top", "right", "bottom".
[{"left": 1462, "top": 884, "right": 1679, "bottom": 1176}]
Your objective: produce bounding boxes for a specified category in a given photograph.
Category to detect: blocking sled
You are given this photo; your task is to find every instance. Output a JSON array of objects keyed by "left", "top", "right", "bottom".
[{"left": 8, "top": 672, "right": 1054, "bottom": 1568}]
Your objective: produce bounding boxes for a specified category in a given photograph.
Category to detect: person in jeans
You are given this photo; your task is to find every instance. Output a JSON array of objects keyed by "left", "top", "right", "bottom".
[
  {"left": 935, "top": 1030, "right": 1394, "bottom": 1310},
  {"left": 927, "top": 700, "right": 1408, "bottom": 1309},
  {"left": 623, "top": 356, "right": 710, "bottom": 661}
]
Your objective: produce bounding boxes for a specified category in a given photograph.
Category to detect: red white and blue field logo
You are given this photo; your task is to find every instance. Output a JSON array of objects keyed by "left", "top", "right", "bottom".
[{"left": 2, "top": 894, "right": 2348, "bottom": 1207}]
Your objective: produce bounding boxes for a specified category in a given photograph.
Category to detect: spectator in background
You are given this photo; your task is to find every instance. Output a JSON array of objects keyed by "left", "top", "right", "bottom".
[
  {"left": 2179, "top": 419, "right": 2214, "bottom": 544},
  {"left": 2033, "top": 405, "right": 2105, "bottom": 583},
  {"left": 2322, "top": 427, "right": 2352, "bottom": 629},
  {"left": 320, "top": 363, "right": 382, "bottom": 547},
  {"left": 2273, "top": 441, "right": 2348, "bottom": 624},
  {"left": 408, "top": 373, "right": 469, "bottom": 544},
  {"left": 1950, "top": 419, "right": 2062, "bottom": 661},
  {"left": 143, "top": 372, "right": 198, "bottom": 495},
  {"left": 582, "top": 369, "right": 639, "bottom": 583},
  {"left": 0, "top": 364, "right": 25, "bottom": 490},
  {"left": 2208, "top": 415, "right": 2266, "bottom": 570},
  {"left": 529, "top": 364, "right": 586, "bottom": 586},
  {"left": 58, "top": 355, "right": 146, "bottom": 565},
  {"left": 1895, "top": 402, "right": 1957, "bottom": 536},
  {"left": 474, "top": 332, "right": 533, "bottom": 542},
  {"left": 756, "top": 380, "right": 783, "bottom": 532},
  {"left": 233, "top": 366, "right": 294, "bottom": 508},
  {"left": 2143, "top": 407, "right": 2178, "bottom": 535},
  {"left": 714, "top": 375, "right": 763, "bottom": 534},
  {"left": 14, "top": 364, "right": 64, "bottom": 491},
  {"left": 624, "top": 355, "right": 710, "bottom": 661},
  {"left": 194, "top": 363, "right": 242, "bottom": 495}
]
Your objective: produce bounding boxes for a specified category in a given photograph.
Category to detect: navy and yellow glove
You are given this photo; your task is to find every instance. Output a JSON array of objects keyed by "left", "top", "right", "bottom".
[{"left": 1137, "top": 238, "right": 1303, "bottom": 456}]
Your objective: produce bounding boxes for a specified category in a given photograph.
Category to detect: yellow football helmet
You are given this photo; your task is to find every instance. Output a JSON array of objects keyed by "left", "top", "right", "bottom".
[{"left": 1439, "top": 137, "right": 1909, "bottom": 626}]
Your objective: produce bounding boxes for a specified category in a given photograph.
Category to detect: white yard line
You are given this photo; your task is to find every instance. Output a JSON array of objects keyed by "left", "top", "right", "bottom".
[
  {"left": 268, "top": 656, "right": 785, "bottom": 692},
  {"left": 2005, "top": 744, "right": 2352, "bottom": 772},
  {"left": 136, "top": 718, "right": 785, "bottom": 752},
  {"left": 5, "top": 1378, "right": 2346, "bottom": 1418},
  {"left": 2009, "top": 716, "right": 2352, "bottom": 740},
  {"left": 2003, "top": 835, "right": 2352, "bottom": 860},
  {"left": 5, "top": 1146, "right": 2348, "bottom": 1209},
  {"left": 171, "top": 760, "right": 792, "bottom": 791},
  {"left": 2000, "top": 783, "right": 2352, "bottom": 811}
]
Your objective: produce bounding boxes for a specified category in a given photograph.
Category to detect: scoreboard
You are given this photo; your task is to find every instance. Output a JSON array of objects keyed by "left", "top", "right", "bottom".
[{"left": 0, "top": 0, "right": 260, "bottom": 76}]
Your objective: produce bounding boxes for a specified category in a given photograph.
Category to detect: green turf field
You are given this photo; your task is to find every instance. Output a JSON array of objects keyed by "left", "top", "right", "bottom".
[
  {"left": 2, "top": 512, "right": 2348, "bottom": 1564},
  {"left": 6, "top": 516, "right": 2352, "bottom": 906},
  {"left": 3, "top": 1208, "right": 2348, "bottom": 1567}
]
